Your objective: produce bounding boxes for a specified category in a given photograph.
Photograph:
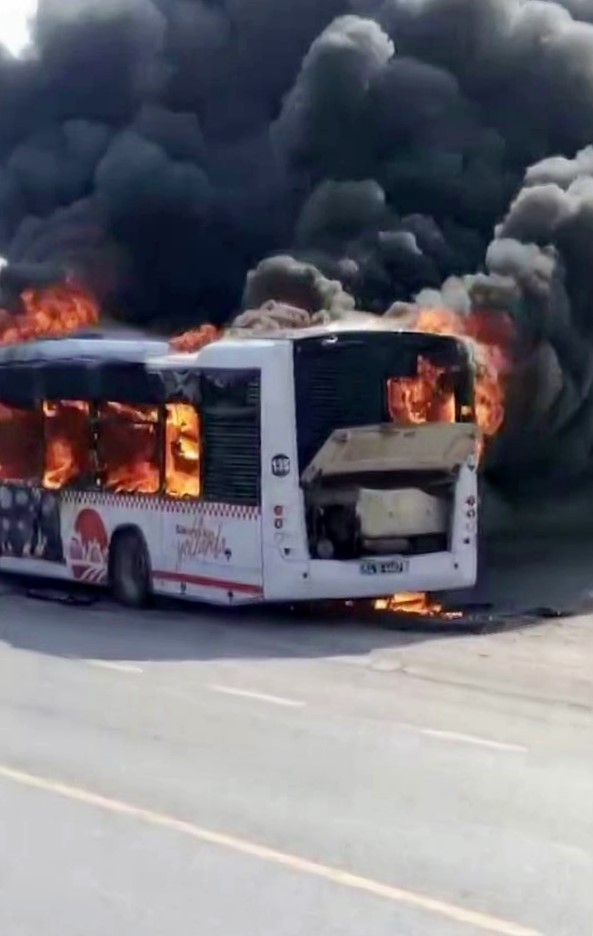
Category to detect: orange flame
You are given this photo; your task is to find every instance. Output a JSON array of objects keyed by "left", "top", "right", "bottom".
[
  {"left": 165, "top": 403, "right": 201, "bottom": 498},
  {"left": 0, "top": 279, "right": 207, "bottom": 493},
  {"left": 387, "top": 356, "right": 456, "bottom": 426},
  {"left": 2, "top": 398, "right": 203, "bottom": 496},
  {"left": 374, "top": 593, "right": 463, "bottom": 618},
  {"left": 377, "top": 308, "right": 512, "bottom": 620},
  {"left": 0, "top": 280, "right": 99, "bottom": 486},
  {"left": 0, "top": 282, "right": 99, "bottom": 345},
  {"left": 170, "top": 323, "right": 220, "bottom": 353},
  {"left": 42, "top": 401, "right": 92, "bottom": 489},
  {"left": 411, "top": 307, "right": 514, "bottom": 441},
  {"left": 97, "top": 402, "right": 160, "bottom": 495},
  {"left": 0, "top": 403, "right": 43, "bottom": 482}
]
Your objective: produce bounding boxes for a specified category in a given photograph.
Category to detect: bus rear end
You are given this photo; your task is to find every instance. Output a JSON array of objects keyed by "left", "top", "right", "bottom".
[{"left": 262, "top": 328, "right": 478, "bottom": 602}]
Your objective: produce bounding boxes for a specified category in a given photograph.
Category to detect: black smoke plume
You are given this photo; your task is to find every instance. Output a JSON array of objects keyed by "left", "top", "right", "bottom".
[{"left": 5, "top": 0, "right": 593, "bottom": 523}]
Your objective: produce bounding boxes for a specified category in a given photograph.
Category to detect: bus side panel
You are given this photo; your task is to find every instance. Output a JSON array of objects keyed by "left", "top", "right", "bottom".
[
  {"left": 59, "top": 490, "right": 263, "bottom": 604},
  {"left": 0, "top": 482, "right": 264, "bottom": 602},
  {"left": 154, "top": 500, "right": 263, "bottom": 605},
  {"left": 260, "top": 347, "right": 311, "bottom": 601},
  {"left": 0, "top": 487, "right": 160, "bottom": 587}
]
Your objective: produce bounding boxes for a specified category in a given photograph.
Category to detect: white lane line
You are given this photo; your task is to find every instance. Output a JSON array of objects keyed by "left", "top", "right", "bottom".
[
  {"left": 327, "top": 654, "right": 373, "bottom": 667},
  {"left": 86, "top": 668, "right": 519, "bottom": 749},
  {"left": 417, "top": 728, "right": 526, "bottom": 753},
  {"left": 86, "top": 660, "right": 144, "bottom": 675},
  {"left": 0, "top": 763, "right": 542, "bottom": 936},
  {"left": 208, "top": 684, "right": 305, "bottom": 709}
]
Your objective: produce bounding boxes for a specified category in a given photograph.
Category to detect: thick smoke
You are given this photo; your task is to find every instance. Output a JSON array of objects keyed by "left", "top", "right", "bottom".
[{"left": 6, "top": 0, "right": 593, "bottom": 510}]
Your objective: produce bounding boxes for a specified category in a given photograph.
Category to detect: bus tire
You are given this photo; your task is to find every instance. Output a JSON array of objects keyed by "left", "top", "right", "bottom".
[{"left": 110, "top": 529, "right": 152, "bottom": 609}]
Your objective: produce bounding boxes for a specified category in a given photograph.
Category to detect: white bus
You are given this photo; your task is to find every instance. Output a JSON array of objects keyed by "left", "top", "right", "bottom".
[{"left": 0, "top": 327, "right": 478, "bottom": 607}]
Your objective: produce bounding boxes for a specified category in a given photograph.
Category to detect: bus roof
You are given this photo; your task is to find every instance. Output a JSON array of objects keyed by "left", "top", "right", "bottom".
[
  {"left": 0, "top": 327, "right": 473, "bottom": 407},
  {"left": 0, "top": 325, "right": 469, "bottom": 369},
  {"left": 0, "top": 334, "right": 169, "bottom": 365},
  {"left": 224, "top": 323, "right": 468, "bottom": 345}
]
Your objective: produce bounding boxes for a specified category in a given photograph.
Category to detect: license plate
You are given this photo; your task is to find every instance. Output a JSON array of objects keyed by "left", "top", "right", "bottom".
[{"left": 360, "top": 558, "right": 409, "bottom": 575}]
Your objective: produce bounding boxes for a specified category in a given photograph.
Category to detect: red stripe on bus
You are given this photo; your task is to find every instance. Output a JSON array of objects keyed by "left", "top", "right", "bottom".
[{"left": 153, "top": 570, "right": 263, "bottom": 595}]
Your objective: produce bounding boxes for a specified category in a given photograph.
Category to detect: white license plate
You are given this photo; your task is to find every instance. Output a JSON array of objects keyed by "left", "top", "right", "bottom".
[{"left": 360, "top": 558, "right": 409, "bottom": 575}]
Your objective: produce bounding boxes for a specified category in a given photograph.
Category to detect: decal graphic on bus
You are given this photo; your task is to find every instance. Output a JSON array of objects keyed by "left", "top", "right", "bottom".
[{"left": 68, "top": 508, "right": 109, "bottom": 584}]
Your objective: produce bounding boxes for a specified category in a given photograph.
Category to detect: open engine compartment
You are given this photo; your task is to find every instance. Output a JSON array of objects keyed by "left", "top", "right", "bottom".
[{"left": 301, "top": 423, "right": 477, "bottom": 561}]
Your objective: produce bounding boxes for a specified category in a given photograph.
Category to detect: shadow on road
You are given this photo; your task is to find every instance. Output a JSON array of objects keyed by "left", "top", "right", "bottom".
[
  {"left": 0, "top": 534, "right": 591, "bottom": 666},
  {"left": 0, "top": 581, "right": 558, "bottom": 670}
]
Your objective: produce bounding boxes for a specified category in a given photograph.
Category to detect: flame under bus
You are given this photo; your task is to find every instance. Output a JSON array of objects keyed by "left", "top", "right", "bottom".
[{"left": 0, "top": 328, "right": 478, "bottom": 605}]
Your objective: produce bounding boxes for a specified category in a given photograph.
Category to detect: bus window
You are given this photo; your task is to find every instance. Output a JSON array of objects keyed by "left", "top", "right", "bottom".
[
  {"left": 97, "top": 403, "right": 159, "bottom": 495},
  {"left": 43, "top": 401, "right": 93, "bottom": 490},
  {"left": 0, "top": 403, "right": 43, "bottom": 483},
  {"left": 165, "top": 404, "right": 201, "bottom": 499}
]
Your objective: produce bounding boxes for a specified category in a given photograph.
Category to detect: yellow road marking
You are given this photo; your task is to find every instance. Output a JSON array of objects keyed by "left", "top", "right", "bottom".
[{"left": 0, "top": 763, "right": 541, "bottom": 936}]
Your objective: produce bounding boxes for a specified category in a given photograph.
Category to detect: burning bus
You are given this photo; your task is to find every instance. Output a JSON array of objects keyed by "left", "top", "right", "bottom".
[{"left": 0, "top": 326, "right": 479, "bottom": 607}]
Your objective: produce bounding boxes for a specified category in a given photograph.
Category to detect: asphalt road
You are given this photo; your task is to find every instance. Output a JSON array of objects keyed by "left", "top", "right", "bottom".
[{"left": 0, "top": 587, "right": 591, "bottom": 936}]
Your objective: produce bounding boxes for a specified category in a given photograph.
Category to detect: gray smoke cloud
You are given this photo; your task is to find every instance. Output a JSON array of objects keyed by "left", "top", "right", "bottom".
[{"left": 4, "top": 0, "right": 593, "bottom": 509}]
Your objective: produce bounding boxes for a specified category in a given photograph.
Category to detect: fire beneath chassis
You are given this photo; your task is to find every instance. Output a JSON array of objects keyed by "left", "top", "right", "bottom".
[
  {"left": 0, "top": 280, "right": 514, "bottom": 618},
  {"left": 374, "top": 592, "right": 464, "bottom": 618}
]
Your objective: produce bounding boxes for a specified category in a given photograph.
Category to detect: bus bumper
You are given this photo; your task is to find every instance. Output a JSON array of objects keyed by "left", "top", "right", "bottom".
[{"left": 264, "top": 548, "right": 477, "bottom": 602}]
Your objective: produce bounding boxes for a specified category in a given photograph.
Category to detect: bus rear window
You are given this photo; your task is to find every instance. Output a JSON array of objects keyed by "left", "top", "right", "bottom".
[
  {"left": 165, "top": 404, "right": 201, "bottom": 499},
  {"left": 43, "top": 401, "right": 93, "bottom": 490},
  {"left": 0, "top": 404, "right": 43, "bottom": 482},
  {"left": 98, "top": 403, "right": 159, "bottom": 495},
  {"left": 386, "top": 356, "right": 457, "bottom": 425},
  {"left": 293, "top": 331, "right": 474, "bottom": 472}
]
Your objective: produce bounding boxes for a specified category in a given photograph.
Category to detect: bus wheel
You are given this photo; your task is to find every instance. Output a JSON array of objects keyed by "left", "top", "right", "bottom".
[{"left": 110, "top": 529, "right": 152, "bottom": 609}]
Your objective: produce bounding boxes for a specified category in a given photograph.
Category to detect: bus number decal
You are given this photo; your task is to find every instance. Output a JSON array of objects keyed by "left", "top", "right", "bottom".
[{"left": 271, "top": 455, "right": 290, "bottom": 478}]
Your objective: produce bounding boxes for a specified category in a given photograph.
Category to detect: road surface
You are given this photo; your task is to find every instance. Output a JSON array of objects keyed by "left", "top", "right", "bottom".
[{"left": 0, "top": 587, "right": 591, "bottom": 936}]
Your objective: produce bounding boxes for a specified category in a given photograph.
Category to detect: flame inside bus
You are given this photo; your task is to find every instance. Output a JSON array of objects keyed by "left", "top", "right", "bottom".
[
  {"left": 43, "top": 401, "right": 92, "bottom": 489},
  {"left": 386, "top": 357, "right": 457, "bottom": 426},
  {"left": 165, "top": 404, "right": 201, "bottom": 498},
  {"left": 410, "top": 307, "right": 512, "bottom": 442},
  {"left": 97, "top": 403, "right": 160, "bottom": 495},
  {"left": 0, "top": 404, "right": 42, "bottom": 482},
  {"left": 1, "top": 397, "right": 202, "bottom": 497}
]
